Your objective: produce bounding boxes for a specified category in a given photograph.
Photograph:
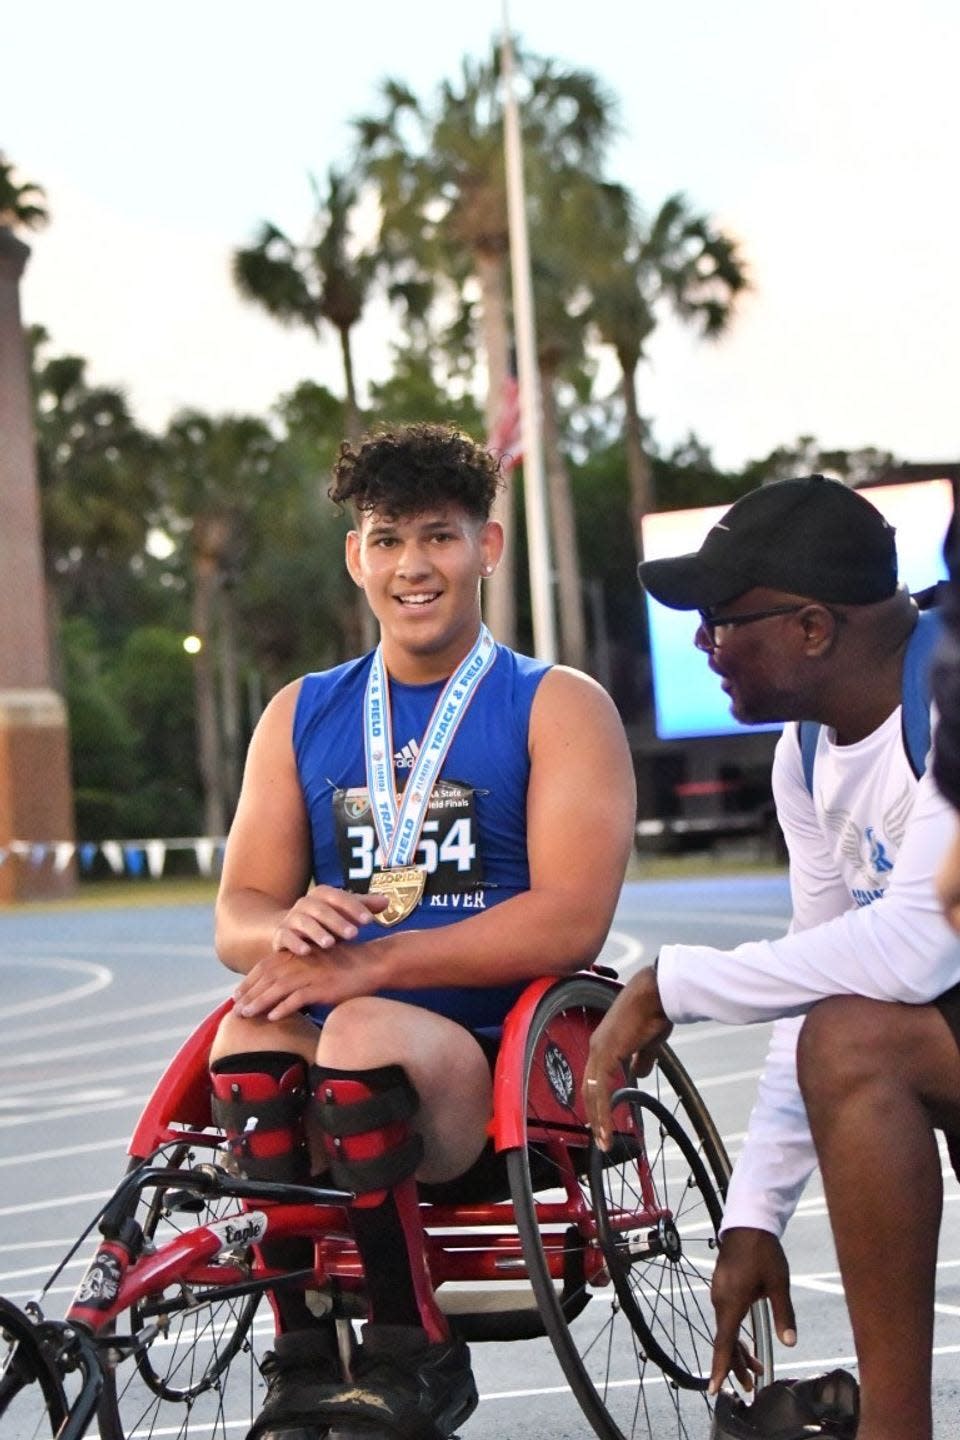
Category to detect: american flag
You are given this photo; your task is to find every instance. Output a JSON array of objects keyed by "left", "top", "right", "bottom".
[{"left": 487, "top": 373, "right": 523, "bottom": 471}]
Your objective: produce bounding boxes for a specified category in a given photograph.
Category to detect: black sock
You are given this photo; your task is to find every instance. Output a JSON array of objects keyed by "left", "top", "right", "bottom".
[{"left": 348, "top": 1195, "right": 423, "bottom": 1329}]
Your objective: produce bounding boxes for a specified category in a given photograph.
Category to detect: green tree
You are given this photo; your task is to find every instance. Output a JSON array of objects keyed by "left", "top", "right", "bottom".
[
  {"left": 366, "top": 341, "right": 484, "bottom": 433},
  {"left": 0, "top": 153, "right": 48, "bottom": 230},
  {"left": 158, "top": 412, "right": 284, "bottom": 833},
  {"left": 233, "top": 169, "right": 373, "bottom": 437},
  {"left": 589, "top": 191, "right": 748, "bottom": 558},
  {"left": 29, "top": 328, "right": 156, "bottom": 674},
  {"left": 354, "top": 45, "right": 619, "bottom": 644},
  {"left": 742, "top": 437, "right": 895, "bottom": 490}
]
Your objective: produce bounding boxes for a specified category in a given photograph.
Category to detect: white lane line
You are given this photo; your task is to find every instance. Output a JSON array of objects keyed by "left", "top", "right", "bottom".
[
  {"left": 0, "top": 1023, "right": 207, "bottom": 1073},
  {"left": 791, "top": 1273, "right": 960, "bottom": 1320},
  {"left": 0, "top": 1188, "right": 113, "bottom": 1217},
  {"left": 601, "top": 929, "right": 645, "bottom": 972},
  {"left": 0, "top": 1256, "right": 90, "bottom": 1283},
  {"left": 0, "top": 1135, "right": 131, "bottom": 1168},
  {"left": 2, "top": 986, "right": 229, "bottom": 1044},
  {"left": 0, "top": 958, "right": 113, "bottom": 1017},
  {"left": 0, "top": 1237, "right": 83, "bottom": 1254},
  {"left": 671, "top": 1023, "right": 772, "bottom": 1049},
  {"left": 0, "top": 1093, "right": 144, "bottom": 1130},
  {"left": 0, "top": 1056, "right": 178, "bottom": 1099},
  {"left": 690, "top": 1067, "right": 763, "bottom": 1090}
]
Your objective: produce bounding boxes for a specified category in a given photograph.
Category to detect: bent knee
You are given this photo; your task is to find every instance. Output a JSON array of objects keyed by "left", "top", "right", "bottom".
[
  {"left": 797, "top": 995, "right": 904, "bottom": 1104},
  {"left": 209, "top": 1004, "right": 316, "bottom": 1065}
]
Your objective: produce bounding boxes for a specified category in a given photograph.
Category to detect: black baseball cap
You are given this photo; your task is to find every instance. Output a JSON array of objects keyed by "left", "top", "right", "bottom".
[{"left": 638, "top": 475, "right": 898, "bottom": 611}]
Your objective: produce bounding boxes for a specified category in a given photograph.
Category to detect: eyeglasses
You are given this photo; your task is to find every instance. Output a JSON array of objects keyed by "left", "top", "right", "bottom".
[{"left": 695, "top": 603, "right": 806, "bottom": 651}]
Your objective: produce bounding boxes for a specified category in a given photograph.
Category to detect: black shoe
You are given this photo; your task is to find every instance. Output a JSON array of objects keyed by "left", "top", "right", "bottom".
[
  {"left": 323, "top": 1322, "right": 479, "bottom": 1440},
  {"left": 248, "top": 1329, "right": 345, "bottom": 1440},
  {"left": 711, "top": 1370, "right": 859, "bottom": 1440}
]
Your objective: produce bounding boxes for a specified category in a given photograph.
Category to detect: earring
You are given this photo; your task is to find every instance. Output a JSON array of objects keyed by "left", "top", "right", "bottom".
[{"left": 482, "top": 565, "right": 493, "bottom": 577}]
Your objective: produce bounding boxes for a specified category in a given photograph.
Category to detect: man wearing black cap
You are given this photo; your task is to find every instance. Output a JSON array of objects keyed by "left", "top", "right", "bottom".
[{"left": 584, "top": 476, "right": 960, "bottom": 1440}]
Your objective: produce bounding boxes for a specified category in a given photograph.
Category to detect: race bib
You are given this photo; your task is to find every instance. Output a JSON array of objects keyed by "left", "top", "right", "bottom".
[{"left": 333, "top": 778, "right": 483, "bottom": 895}]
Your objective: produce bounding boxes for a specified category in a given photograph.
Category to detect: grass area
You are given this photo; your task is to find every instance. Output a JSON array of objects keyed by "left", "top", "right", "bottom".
[
  {"left": 625, "top": 844, "right": 786, "bottom": 882},
  {"left": 0, "top": 875, "right": 219, "bottom": 912}
]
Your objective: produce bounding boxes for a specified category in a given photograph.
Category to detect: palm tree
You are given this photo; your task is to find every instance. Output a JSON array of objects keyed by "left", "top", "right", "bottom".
[
  {"left": 353, "top": 46, "right": 619, "bottom": 646},
  {"left": 590, "top": 192, "right": 749, "bottom": 559},
  {"left": 233, "top": 168, "right": 373, "bottom": 439},
  {"left": 0, "top": 153, "right": 48, "bottom": 231},
  {"left": 29, "top": 329, "right": 155, "bottom": 686},
  {"left": 159, "top": 412, "right": 282, "bottom": 834}
]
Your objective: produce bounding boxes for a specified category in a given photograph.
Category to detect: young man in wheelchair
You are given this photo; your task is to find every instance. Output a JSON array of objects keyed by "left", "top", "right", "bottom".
[
  {"left": 209, "top": 423, "right": 636, "bottom": 1440},
  {"left": 585, "top": 475, "right": 960, "bottom": 1440}
]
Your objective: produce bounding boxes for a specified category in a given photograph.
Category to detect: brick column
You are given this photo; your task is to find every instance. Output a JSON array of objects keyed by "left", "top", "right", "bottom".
[{"left": 0, "top": 226, "right": 75, "bottom": 900}]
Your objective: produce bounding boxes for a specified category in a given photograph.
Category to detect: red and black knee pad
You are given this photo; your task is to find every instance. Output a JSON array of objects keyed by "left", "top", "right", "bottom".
[
  {"left": 210, "top": 1051, "right": 310, "bottom": 1183},
  {"left": 309, "top": 1063, "right": 424, "bottom": 1209}
]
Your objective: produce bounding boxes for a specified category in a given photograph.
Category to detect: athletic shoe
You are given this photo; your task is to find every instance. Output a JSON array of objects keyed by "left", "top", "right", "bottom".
[
  {"left": 248, "top": 1329, "right": 345, "bottom": 1440},
  {"left": 711, "top": 1370, "right": 859, "bottom": 1440},
  {"left": 324, "top": 1322, "right": 479, "bottom": 1440}
]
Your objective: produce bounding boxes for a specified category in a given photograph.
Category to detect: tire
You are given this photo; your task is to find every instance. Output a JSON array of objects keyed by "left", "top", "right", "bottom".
[
  {"left": 506, "top": 975, "right": 773, "bottom": 1440},
  {"left": 0, "top": 1296, "right": 69, "bottom": 1440},
  {"left": 97, "top": 1139, "right": 268, "bottom": 1440}
]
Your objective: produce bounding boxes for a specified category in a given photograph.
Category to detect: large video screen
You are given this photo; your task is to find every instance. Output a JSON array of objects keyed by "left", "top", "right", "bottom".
[{"left": 641, "top": 478, "right": 953, "bottom": 741}]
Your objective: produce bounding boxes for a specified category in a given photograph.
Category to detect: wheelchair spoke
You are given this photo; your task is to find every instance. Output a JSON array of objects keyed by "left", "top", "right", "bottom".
[
  {"left": 508, "top": 975, "right": 772, "bottom": 1440},
  {"left": 97, "top": 1141, "right": 267, "bottom": 1440}
]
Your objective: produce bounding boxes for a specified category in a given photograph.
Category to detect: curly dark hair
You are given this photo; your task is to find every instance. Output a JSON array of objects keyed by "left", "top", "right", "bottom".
[{"left": 329, "top": 423, "right": 502, "bottom": 522}]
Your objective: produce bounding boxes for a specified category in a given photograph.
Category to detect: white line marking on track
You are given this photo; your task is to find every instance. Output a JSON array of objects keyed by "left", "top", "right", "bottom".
[
  {"left": 0, "top": 1135, "right": 131, "bottom": 1167},
  {"left": 0, "top": 1057, "right": 173, "bottom": 1099},
  {"left": 0, "top": 1188, "right": 113, "bottom": 1217},
  {"left": 3, "top": 986, "right": 229, "bottom": 1044},
  {"left": 0, "top": 1093, "right": 143, "bottom": 1130},
  {"left": 0, "top": 958, "right": 112, "bottom": 1017},
  {"left": 599, "top": 928, "right": 645, "bottom": 973},
  {"left": 0, "top": 1023, "right": 207, "bottom": 1071}
]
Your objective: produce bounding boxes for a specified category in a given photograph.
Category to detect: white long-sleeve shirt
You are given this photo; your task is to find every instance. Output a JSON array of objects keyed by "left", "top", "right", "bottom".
[{"left": 656, "top": 706, "right": 960, "bottom": 1236}]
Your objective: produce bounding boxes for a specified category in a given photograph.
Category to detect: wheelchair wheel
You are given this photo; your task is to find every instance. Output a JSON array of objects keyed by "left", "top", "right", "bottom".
[
  {"left": 98, "top": 1139, "right": 267, "bottom": 1440},
  {"left": 0, "top": 1296, "right": 69, "bottom": 1440},
  {"left": 507, "top": 974, "right": 773, "bottom": 1440}
]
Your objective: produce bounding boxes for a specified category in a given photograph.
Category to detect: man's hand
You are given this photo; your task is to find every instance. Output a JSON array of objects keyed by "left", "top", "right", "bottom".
[
  {"left": 583, "top": 965, "right": 673, "bottom": 1150},
  {"left": 271, "top": 884, "right": 389, "bottom": 955},
  {"left": 709, "top": 1227, "right": 796, "bottom": 1395},
  {"left": 235, "top": 939, "right": 384, "bottom": 1022}
]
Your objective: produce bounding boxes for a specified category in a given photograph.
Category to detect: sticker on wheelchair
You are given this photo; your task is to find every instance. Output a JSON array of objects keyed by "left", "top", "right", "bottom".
[
  {"left": 209, "top": 1211, "right": 268, "bottom": 1253},
  {"left": 544, "top": 1043, "right": 576, "bottom": 1108},
  {"left": 75, "top": 1248, "right": 123, "bottom": 1308}
]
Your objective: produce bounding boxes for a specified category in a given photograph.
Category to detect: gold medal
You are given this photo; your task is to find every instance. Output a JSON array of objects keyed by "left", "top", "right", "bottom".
[{"left": 369, "top": 866, "right": 426, "bottom": 927}]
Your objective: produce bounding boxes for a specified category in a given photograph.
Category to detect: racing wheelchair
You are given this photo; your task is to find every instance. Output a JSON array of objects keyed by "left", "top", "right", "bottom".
[{"left": 0, "top": 969, "right": 773, "bottom": 1440}]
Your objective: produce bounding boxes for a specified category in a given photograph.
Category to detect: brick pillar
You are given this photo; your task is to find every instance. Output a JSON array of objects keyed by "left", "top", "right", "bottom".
[{"left": 0, "top": 226, "right": 75, "bottom": 900}]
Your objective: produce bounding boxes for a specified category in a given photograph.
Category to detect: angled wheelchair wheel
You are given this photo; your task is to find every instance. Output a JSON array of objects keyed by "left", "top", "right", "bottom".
[
  {"left": 0, "top": 1297, "right": 69, "bottom": 1440},
  {"left": 506, "top": 974, "right": 773, "bottom": 1440},
  {"left": 98, "top": 1139, "right": 267, "bottom": 1440}
]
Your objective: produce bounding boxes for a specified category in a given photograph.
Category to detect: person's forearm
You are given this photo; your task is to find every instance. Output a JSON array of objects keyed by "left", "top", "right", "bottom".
[
  {"left": 657, "top": 887, "right": 959, "bottom": 1025},
  {"left": 351, "top": 886, "right": 615, "bottom": 991},
  {"left": 215, "top": 887, "right": 291, "bottom": 974},
  {"left": 720, "top": 1018, "right": 816, "bottom": 1237}
]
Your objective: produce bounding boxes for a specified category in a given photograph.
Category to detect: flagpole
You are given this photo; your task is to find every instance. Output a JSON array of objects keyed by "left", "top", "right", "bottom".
[{"left": 500, "top": 7, "right": 557, "bottom": 663}]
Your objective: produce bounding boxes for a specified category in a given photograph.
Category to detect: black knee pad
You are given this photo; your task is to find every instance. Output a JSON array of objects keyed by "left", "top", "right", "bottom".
[{"left": 309, "top": 1064, "right": 424, "bottom": 1205}]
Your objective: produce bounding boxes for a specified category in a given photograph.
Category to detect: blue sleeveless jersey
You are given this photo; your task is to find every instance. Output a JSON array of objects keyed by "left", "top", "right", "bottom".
[{"left": 292, "top": 643, "right": 550, "bottom": 1030}]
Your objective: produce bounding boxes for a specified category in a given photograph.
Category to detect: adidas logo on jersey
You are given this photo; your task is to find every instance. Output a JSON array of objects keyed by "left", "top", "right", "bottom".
[{"left": 394, "top": 739, "right": 420, "bottom": 770}]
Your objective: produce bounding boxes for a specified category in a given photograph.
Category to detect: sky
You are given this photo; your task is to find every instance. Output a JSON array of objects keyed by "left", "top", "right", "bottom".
[{"left": 5, "top": 0, "right": 958, "bottom": 471}]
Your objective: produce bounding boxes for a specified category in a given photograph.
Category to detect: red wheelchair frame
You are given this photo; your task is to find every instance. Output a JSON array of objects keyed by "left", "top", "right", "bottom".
[{"left": 0, "top": 970, "right": 773, "bottom": 1440}]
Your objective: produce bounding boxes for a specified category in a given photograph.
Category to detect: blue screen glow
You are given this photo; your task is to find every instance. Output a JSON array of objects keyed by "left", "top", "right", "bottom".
[{"left": 641, "top": 479, "right": 952, "bottom": 741}]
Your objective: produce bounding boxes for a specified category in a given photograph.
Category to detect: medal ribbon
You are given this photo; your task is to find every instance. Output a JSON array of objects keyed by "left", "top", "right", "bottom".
[{"left": 363, "top": 624, "right": 497, "bottom": 869}]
